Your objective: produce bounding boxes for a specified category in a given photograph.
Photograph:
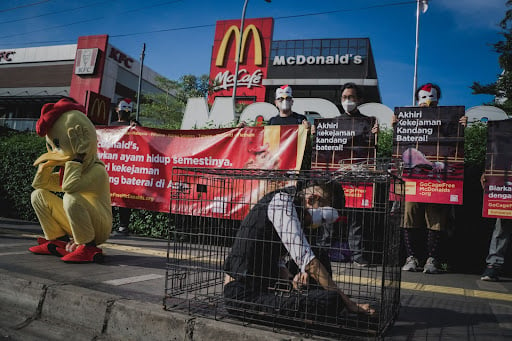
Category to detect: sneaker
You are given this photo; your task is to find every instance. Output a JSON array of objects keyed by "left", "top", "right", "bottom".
[
  {"left": 353, "top": 258, "right": 369, "bottom": 267},
  {"left": 112, "top": 227, "right": 129, "bottom": 236},
  {"left": 402, "top": 256, "right": 419, "bottom": 272},
  {"left": 61, "top": 245, "right": 103, "bottom": 263},
  {"left": 423, "top": 257, "right": 440, "bottom": 274},
  {"left": 481, "top": 265, "right": 500, "bottom": 281},
  {"left": 29, "top": 240, "right": 67, "bottom": 255}
]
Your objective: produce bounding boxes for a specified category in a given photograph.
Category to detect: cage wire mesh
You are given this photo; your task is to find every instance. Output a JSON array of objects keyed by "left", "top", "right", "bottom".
[{"left": 164, "top": 166, "right": 403, "bottom": 339}]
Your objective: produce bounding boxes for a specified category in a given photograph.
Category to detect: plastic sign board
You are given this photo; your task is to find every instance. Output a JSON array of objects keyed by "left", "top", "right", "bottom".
[
  {"left": 482, "top": 119, "right": 512, "bottom": 219},
  {"left": 392, "top": 106, "right": 465, "bottom": 204}
]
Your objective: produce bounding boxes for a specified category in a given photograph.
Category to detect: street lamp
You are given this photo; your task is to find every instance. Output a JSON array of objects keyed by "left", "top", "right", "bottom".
[
  {"left": 232, "top": 0, "right": 271, "bottom": 113},
  {"left": 412, "top": 0, "right": 428, "bottom": 105}
]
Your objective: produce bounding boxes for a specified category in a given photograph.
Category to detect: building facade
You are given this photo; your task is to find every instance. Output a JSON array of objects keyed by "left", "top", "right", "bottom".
[
  {"left": 208, "top": 18, "right": 381, "bottom": 108},
  {"left": 0, "top": 35, "right": 165, "bottom": 131}
]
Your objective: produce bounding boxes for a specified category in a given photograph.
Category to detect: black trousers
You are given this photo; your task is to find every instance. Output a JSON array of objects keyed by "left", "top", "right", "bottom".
[{"left": 224, "top": 280, "right": 345, "bottom": 324}]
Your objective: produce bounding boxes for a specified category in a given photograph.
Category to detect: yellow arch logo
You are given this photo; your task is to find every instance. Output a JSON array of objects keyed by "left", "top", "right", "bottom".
[{"left": 215, "top": 24, "right": 263, "bottom": 67}]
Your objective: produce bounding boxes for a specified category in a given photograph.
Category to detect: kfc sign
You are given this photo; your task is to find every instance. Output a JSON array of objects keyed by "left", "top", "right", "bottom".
[
  {"left": 209, "top": 18, "right": 273, "bottom": 104},
  {"left": 0, "top": 51, "right": 15, "bottom": 62},
  {"left": 109, "top": 47, "right": 134, "bottom": 69},
  {"left": 75, "top": 48, "right": 99, "bottom": 75}
]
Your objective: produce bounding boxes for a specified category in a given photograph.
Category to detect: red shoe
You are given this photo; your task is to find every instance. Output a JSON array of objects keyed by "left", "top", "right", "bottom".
[
  {"left": 37, "top": 237, "right": 48, "bottom": 245},
  {"left": 29, "top": 240, "right": 67, "bottom": 255},
  {"left": 47, "top": 244, "right": 70, "bottom": 257},
  {"left": 60, "top": 245, "right": 103, "bottom": 263}
]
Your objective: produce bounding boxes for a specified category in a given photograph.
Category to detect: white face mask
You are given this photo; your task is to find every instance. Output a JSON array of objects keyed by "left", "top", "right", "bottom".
[
  {"left": 342, "top": 100, "right": 357, "bottom": 113},
  {"left": 308, "top": 207, "right": 339, "bottom": 228},
  {"left": 280, "top": 99, "right": 292, "bottom": 111}
]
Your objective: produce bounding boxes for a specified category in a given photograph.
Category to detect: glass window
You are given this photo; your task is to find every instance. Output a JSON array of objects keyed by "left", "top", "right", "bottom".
[
  {"left": 321, "top": 47, "right": 330, "bottom": 55},
  {"left": 312, "top": 40, "right": 321, "bottom": 48},
  {"left": 304, "top": 40, "right": 312, "bottom": 48},
  {"left": 312, "top": 47, "right": 320, "bottom": 56},
  {"left": 287, "top": 41, "right": 295, "bottom": 49},
  {"left": 304, "top": 48, "right": 312, "bottom": 56},
  {"left": 278, "top": 41, "right": 286, "bottom": 49},
  {"left": 321, "top": 39, "right": 330, "bottom": 48},
  {"left": 295, "top": 40, "right": 304, "bottom": 49},
  {"left": 330, "top": 40, "right": 339, "bottom": 48}
]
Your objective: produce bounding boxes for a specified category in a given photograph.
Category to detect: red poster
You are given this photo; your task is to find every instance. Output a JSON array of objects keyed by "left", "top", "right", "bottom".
[
  {"left": 96, "top": 125, "right": 307, "bottom": 214},
  {"left": 482, "top": 119, "right": 512, "bottom": 219},
  {"left": 392, "top": 106, "right": 465, "bottom": 204}
]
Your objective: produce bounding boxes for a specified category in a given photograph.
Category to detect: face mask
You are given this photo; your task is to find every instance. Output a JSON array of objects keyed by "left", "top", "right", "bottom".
[
  {"left": 308, "top": 207, "right": 339, "bottom": 228},
  {"left": 280, "top": 99, "right": 292, "bottom": 111},
  {"left": 342, "top": 100, "right": 357, "bottom": 113}
]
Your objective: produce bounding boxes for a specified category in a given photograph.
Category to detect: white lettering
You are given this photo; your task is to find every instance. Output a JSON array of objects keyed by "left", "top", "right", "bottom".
[
  {"left": 213, "top": 69, "right": 263, "bottom": 91},
  {"left": 272, "top": 53, "right": 364, "bottom": 66}
]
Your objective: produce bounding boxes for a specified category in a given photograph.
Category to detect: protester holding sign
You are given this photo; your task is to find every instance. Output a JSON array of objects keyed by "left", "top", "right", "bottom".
[
  {"left": 480, "top": 119, "right": 512, "bottom": 281},
  {"left": 337, "top": 83, "right": 379, "bottom": 267},
  {"left": 396, "top": 83, "right": 467, "bottom": 274},
  {"left": 110, "top": 98, "right": 139, "bottom": 236}
]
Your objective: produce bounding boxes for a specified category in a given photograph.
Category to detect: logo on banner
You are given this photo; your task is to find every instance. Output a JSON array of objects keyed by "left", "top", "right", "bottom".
[
  {"left": 75, "top": 48, "right": 99, "bottom": 75},
  {"left": 215, "top": 24, "right": 263, "bottom": 66}
]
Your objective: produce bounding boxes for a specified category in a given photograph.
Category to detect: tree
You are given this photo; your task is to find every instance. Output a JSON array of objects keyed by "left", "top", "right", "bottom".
[
  {"left": 139, "top": 74, "right": 211, "bottom": 129},
  {"left": 471, "top": 1, "right": 512, "bottom": 114}
]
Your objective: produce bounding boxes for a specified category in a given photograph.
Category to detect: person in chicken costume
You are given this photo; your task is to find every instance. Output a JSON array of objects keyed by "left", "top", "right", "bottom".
[{"left": 28, "top": 98, "right": 112, "bottom": 263}]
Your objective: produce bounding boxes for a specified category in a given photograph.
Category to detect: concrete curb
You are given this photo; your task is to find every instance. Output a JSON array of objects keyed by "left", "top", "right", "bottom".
[{"left": 0, "top": 271, "right": 305, "bottom": 340}]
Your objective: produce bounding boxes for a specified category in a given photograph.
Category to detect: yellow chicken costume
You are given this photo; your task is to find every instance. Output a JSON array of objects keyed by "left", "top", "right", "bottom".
[{"left": 29, "top": 98, "right": 112, "bottom": 263}]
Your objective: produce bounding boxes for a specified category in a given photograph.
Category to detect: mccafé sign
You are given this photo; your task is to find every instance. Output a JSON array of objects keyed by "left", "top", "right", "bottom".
[{"left": 209, "top": 18, "right": 273, "bottom": 104}]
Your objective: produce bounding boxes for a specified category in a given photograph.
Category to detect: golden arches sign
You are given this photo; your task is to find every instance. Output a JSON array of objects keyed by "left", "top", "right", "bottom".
[
  {"left": 215, "top": 24, "right": 263, "bottom": 67},
  {"left": 89, "top": 97, "right": 108, "bottom": 124}
]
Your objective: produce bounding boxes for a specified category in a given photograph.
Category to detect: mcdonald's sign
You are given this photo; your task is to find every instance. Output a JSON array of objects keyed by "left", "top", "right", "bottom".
[
  {"left": 215, "top": 24, "right": 263, "bottom": 66},
  {"left": 209, "top": 18, "right": 274, "bottom": 104},
  {"left": 87, "top": 91, "right": 111, "bottom": 125}
]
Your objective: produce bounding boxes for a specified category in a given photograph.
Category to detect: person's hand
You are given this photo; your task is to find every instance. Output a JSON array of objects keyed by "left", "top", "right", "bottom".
[
  {"left": 371, "top": 122, "right": 379, "bottom": 134},
  {"left": 480, "top": 173, "right": 486, "bottom": 189},
  {"left": 65, "top": 240, "right": 78, "bottom": 253},
  {"left": 236, "top": 121, "right": 247, "bottom": 128},
  {"left": 459, "top": 115, "right": 468, "bottom": 127},
  {"left": 292, "top": 272, "right": 309, "bottom": 290},
  {"left": 301, "top": 119, "right": 311, "bottom": 130},
  {"left": 391, "top": 114, "right": 398, "bottom": 126}
]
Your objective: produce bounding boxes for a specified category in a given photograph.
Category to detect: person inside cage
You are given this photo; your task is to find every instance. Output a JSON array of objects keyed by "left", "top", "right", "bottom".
[{"left": 223, "top": 178, "right": 375, "bottom": 322}]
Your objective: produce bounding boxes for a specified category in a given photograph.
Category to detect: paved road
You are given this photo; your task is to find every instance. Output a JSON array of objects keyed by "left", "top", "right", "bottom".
[{"left": 1, "top": 217, "right": 512, "bottom": 340}]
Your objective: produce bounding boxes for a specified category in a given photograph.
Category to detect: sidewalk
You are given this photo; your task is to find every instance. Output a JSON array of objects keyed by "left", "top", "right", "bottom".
[{"left": 1, "top": 217, "right": 512, "bottom": 340}]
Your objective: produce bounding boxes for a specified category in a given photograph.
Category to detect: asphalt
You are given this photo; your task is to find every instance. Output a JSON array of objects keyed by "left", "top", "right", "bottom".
[{"left": 1, "top": 217, "right": 512, "bottom": 341}]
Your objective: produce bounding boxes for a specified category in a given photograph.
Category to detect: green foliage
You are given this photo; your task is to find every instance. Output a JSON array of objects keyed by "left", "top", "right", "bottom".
[
  {"left": 464, "top": 122, "right": 487, "bottom": 168},
  {"left": 0, "top": 129, "right": 46, "bottom": 221},
  {"left": 139, "top": 74, "right": 211, "bottom": 129},
  {"left": 112, "top": 207, "right": 170, "bottom": 239},
  {"left": 376, "top": 127, "right": 393, "bottom": 158},
  {"left": 471, "top": 1, "right": 512, "bottom": 114}
]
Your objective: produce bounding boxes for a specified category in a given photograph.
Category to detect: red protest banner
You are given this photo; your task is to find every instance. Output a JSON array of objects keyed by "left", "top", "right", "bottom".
[
  {"left": 482, "top": 119, "right": 512, "bottom": 219},
  {"left": 96, "top": 125, "right": 307, "bottom": 214},
  {"left": 392, "top": 106, "right": 465, "bottom": 205}
]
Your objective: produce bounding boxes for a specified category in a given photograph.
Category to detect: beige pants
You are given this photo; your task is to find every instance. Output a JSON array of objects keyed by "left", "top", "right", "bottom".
[
  {"left": 31, "top": 189, "right": 112, "bottom": 245},
  {"left": 403, "top": 201, "right": 451, "bottom": 231}
]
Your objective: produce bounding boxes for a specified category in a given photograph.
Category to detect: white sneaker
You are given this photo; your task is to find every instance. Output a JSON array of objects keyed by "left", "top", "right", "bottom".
[
  {"left": 402, "top": 256, "right": 419, "bottom": 271},
  {"left": 423, "top": 257, "right": 440, "bottom": 274}
]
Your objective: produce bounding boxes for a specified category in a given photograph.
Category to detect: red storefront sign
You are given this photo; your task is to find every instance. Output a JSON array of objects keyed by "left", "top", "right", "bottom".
[{"left": 208, "top": 18, "right": 274, "bottom": 104}]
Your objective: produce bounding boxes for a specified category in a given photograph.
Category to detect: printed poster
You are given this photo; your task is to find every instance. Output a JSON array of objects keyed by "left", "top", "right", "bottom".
[
  {"left": 96, "top": 125, "right": 307, "bottom": 217},
  {"left": 312, "top": 116, "right": 377, "bottom": 208},
  {"left": 482, "top": 119, "right": 512, "bottom": 219},
  {"left": 392, "top": 106, "right": 465, "bottom": 204}
]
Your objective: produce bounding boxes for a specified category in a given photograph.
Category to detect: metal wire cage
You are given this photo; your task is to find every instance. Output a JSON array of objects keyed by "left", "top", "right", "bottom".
[{"left": 164, "top": 167, "right": 404, "bottom": 339}]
